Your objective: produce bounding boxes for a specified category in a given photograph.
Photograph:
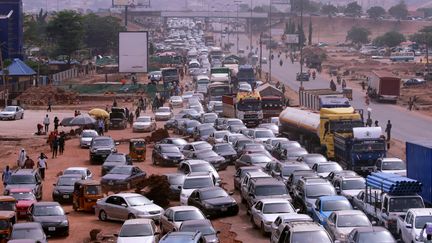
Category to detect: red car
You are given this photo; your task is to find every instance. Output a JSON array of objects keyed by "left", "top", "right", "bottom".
[{"left": 9, "top": 188, "right": 36, "bottom": 218}]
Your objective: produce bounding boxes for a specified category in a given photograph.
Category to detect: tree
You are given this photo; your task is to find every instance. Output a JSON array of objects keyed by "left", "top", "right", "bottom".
[
  {"left": 367, "top": 6, "right": 386, "bottom": 19},
  {"left": 388, "top": 1, "right": 408, "bottom": 20},
  {"left": 308, "top": 18, "right": 312, "bottom": 45},
  {"left": 297, "top": 23, "right": 306, "bottom": 46},
  {"left": 23, "top": 9, "right": 48, "bottom": 46},
  {"left": 321, "top": 4, "right": 338, "bottom": 16},
  {"left": 373, "top": 31, "right": 406, "bottom": 47},
  {"left": 344, "top": 2, "right": 362, "bottom": 17},
  {"left": 46, "top": 10, "right": 84, "bottom": 63},
  {"left": 411, "top": 26, "right": 432, "bottom": 71},
  {"left": 346, "top": 26, "right": 370, "bottom": 45}
]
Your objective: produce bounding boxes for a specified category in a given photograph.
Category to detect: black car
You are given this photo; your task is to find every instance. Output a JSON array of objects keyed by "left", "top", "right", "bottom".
[
  {"left": 52, "top": 174, "right": 82, "bottom": 203},
  {"left": 28, "top": 202, "right": 69, "bottom": 237},
  {"left": 100, "top": 165, "right": 146, "bottom": 192},
  {"left": 235, "top": 153, "right": 273, "bottom": 169},
  {"left": 213, "top": 143, "right": 237, "bottom": 164},
  {"left": 152, "top": 144, "right": 185, "bottom": 166},
  {"left": 158, "top": 137, "right": 188, "bottom": 150},
  {"left": 101, "top": 153, "right": 132, "bottom": 176},
  {"left": 179, "top": 219, "right": 220, "bottom": 243},
  {"left": 187, "top": 187, "right": 238, "bottom": 218},
  {"left": 187, "top": 150, "right": 227, "bottom": 171},
  {"left": 89, "top": 136, "right": 117, "bottom": 164},
  {"left": 164, "top": 173, "right": 185, "bottom": 200}
]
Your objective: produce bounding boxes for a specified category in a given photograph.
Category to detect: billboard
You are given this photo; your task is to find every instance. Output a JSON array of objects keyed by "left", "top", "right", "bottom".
[
  {"left": 113, "top": 0, "right": 136, "bottom": 6},
  {"left": 119, "top": 31, "right": 148, "bottom": 73},
  {"left": 285, "top": 34, "right": 299, "bottom": 44}
]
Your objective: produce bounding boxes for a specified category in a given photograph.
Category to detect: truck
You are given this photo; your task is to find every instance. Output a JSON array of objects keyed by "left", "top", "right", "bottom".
[
  {"left": 406, "top": 140, "right": 432, "bottom": 205},
  {"left": 299, "top": 89, "right": 351, "bottom": 111},
  {"left": 222, "top": 59, "right": 239, "bottom": 80},
  {"left": 368, "top": 71, "right": 401, "bottom": 103},
  {"left": 222, "top": 91, "right": 263, "bottom": 127},
  {"left": 396, "top": 208, "right": 432, "bottom": 243},
  {"left": 334, "top": 127, "right": 387, "bottom": 174},
  {"left": 237, "top": 65, "right": 255, "bottom": 87},
  {"left": 352, "top": 172, "right": 425, "bottom": 234},
  {"left": 204, "top": 34, "right": 214, "bottom": 46},
  {"left": 210, "top": 67, "right": 231, "bottom": 84},
  {"left": 207, "top": 82, "right": 231, "bottom": 102},
  {"left": 261, "top": 96, "right": 284, "bottom": 120},
  {"left": 161, "top": 67, "right": 179, "bottom": 86},
  {"left": 279, "top": 107, "right": 364, "bottom": 158}
]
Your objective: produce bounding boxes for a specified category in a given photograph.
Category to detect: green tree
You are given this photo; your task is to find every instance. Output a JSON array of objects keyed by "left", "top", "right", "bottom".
[
  {"left": 297, "top": 23, "right": 306, "bottom": 46},
  {"left": 373, "top": 31, "right": 405, "bottom": 47},
  {"left": 308, "top": 18, "right": 312, "bottom": 45},
  {"left": 321, "top": 4, "right": 338, "bottom": 16},
  {"left": 46, "top": 10, "right": 84, "bottom": 63},
  {"left": 389, "top": 1, "right": 408, "bottom": 20},
  {"left": 344, "top": 2, "right": 362, "bottom": 17},
  {"left": 367, "top": 6, "right": 386, "bottom": 19},
  {"left": 23, "top": 9, "right": 48, "bottom": 46},
  {"left": 346, "top": 26, "right": 370, "bottom": 45},
  {"left": 411, "top": 26, "right": 432, "bottom": 70}
]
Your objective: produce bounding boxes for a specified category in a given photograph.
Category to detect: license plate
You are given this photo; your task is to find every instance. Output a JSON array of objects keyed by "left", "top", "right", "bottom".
[
  {"left": 63, "top": 195, "right": 69, "bottom": 199},
  {"left": 221, "top": 207, "right": 227, "bottom": 212},
  {"left": 173, "top": 160, "right": 178, "bottom": 163},
  {"left": 48, "top": 227, "right": 56, "bottom": 231},
  {"left": 108, "top": 182, "right": 114, "bottom": 185},
  {"left": 19, "top": 211, "right": 26, "bottom": 215}
]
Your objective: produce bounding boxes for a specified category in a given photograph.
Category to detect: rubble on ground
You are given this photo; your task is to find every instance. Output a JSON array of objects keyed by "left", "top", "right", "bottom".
[{"left": 18, "top": 86, "right": 79, "bottom": 106}]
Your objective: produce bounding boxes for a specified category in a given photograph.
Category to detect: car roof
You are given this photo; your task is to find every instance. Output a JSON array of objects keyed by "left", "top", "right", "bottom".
[
  {"left": 409, "top": 208, "right": 432, "bottom": 216},
  {"left": 161, "top": 231, "right": 201, "bottom": 241},
  {"left": 259, "top": 198, "right": 291, "bottom": 204},
  {"left": 287, "top": 222, "right": 323, "bottom": 232},
  {"left": 159, "top": 144, "right": 179, "bottom": 148},
  {"left": 354, "top": 226, "right": 388, "bottom": 233},
  {"left": 13, "top": 169, "right": 36, "bottom": 175},
  {"left": 332, "top": 210, "right": 366, "bottom": 216},
  {"left": 93, "top": 136, "right": 112, "bottom": 141},
  {"left": 169, "top": 206, "right": 200, "bottom": 212},
  {"left": 253, "top": 178, "right": 283, "bottom": 186},
  {"left": 196, "top": 187, "right": 224, "bottom": 193},
  {"left": 183, "top": 160, "right": 209, "bottom": 165},
  {"left": 318, "top": 195, "right": 348, "bottom": 202},
  {"left": 33, "top": 201, "right": 61, "bottom": 207},
  {"left": 280, "top": 213, "right": 312, "bottom": 221},
  {"left": 190, "top": 141, "right": 210, "bottom": 145},
  {"left": 137, "top": 115, "right": 152, "bottom": 119},
  {"left": 186, "top": 172, "right": 212, "bottom": 178},
  {"left": 123, "top": 218, "right": 154, "bottom": 225},
  {"left": 317, "top": 161, "right": 340, "bottom": 166},
  {"left": 65, "top": 167, "right": 88, "bottom": 170},
  {"left": 13, "top": 222, "right": 42, "bottom": 229},
  {"left": 114, "top": 192, "right": 143, "bottom": 198},
  {"left": 180, "top": 219, "right": 212, "bottom": 228}
]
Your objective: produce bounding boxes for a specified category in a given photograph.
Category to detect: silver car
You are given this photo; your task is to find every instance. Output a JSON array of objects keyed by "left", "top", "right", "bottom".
[
  {"left": 324, "top": 210, "right": 372, "bottom": 242},
  {"left": 116, "top": 218, "right": 160, "bottom": 243},
  {"left": 96, "top": 193, "right": 164, "bottom": 222},
  {"left": 133, "top": 116, "right": 156, "bottom": 132},
  {"left": 0, "top": 106, "right": 24, "bottom": 120},
  {"left": 160, "top": 206, "right": 206, "bottom": 234},
  {"left": 155, "top": 107, "right": 173, "bottom": 121},
  {"left": 79, "top": 129, "right": 99, "bottom": 148}
]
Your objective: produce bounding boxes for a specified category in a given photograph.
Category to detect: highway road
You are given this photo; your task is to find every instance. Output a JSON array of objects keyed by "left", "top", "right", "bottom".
[{"left": 215, "top": 29, "right": 432, "bottom": 143}]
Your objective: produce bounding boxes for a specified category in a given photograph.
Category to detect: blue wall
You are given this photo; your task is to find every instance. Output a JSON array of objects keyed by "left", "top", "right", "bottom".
[{"left": 0, "top": 0, "right": 23, "bottom": 59}]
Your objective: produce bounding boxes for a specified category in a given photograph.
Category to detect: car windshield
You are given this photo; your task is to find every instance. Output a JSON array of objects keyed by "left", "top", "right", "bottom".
[
  {"left": 306, "top": 185, "right": 336, "bottom": 198},
  {"left": 227, "top": 120, "right": 243, "bottom": 126},
  {"left": 33, "top": 205, "right": 64, "bottom": 216},
  {"left": 12, "top": 228, "right": 44, "bottom": 240},
  {"left": 126, "top": 196, "right": 152, "bottom": 206},
  {"left": 255, "top": 130, "right": 275, "bottom": 138},
  {"left": 214, "top": 132, "right": 228, "bottom": 139},
  {"left": 105, "top": 154, "right": 126, "bottom": 163},
  {"left": 157, "top": 107, "right": 171, "bottom": 113},
  {"left": 183, "top": 177, "right": 213, "bottom": 189},
  {"left": 196, "top": 151, "right": 218, "bottom": 158},
  {"left": 119, "top": 224, "right": 153, "bottom": 237},
  {"left": 255, "top": 185, "right": 288, "bottom": 196},
  {"left": 161, "top": 146, "right": 180, "bottom": 153},
  {"left": 271, "top": 139, "right": 287, "bottom": 146},
  {"left": 168, "top": 175, "right": 185, "bottom": 185},
  {"left": 214, "top": 144, "right": 234, "bottom": 152},
  {"left": 10, "top": 191, "right": 36, "bottom": 201},
  {"left": 0, "top": 202, "right": 15, "bottom": 211},
  {"left": 136, "top": 117, "right": 151, "bottom": 122},
  {"left": 337, "top": 214, "right": 371, "bottom": 227},
  {"left": 186, "top": 121, "right": 200, "bottom": 128},
  {"left": 93, "top": 139, "right": 114, "bottom": 147},
  {"left": 181, "top": 224, "right": 215, "bottom": 235},
  {"left": 108, "top": 167, "right": 131, "bottom": 175},
  {"left": 201, "top": 189, "right": 228, "bottom": 200},
  {"left": 317, "top": 164, "right": 342, "bottom": 173},
  {"left": 250, "top": 155, "right": 272, "bottom": 164},
  {"left": 357, "top": 231, "right": 395, "bottom": 243},
  {"left": 415, "top": 216, "right": 432, "bottom": 229},
  {"left": 290, "top": 231, "right": 331, "bottom": 243},
  {"left": 58, "top": 177, "right": 81, "bottom": 186},
  {"left": 4, "top": 107, "right": 16, "bottom": 112},
  {"left": 282, "top": 165, "right": 310, "bottom": 177},
  {"left": 174, "top": 210, "right": 203, "bottom": 221},
  {"left": 82, "top": 131, "right": 97, "bottom": 137},
  {"left": 200, "top": 128, "right": 214, "bottom": 136},
  {"left": 389, "top": 197, "right": 424, "bottom": 212},
  {"left": 244, "top": 144, "right": 265, "bottom": 150},
  {"left": 342, "top": 179, "right": 365, "bottom": 190},
  {"left": 191, "top": 164, "right": 212, "bottom": 172},
  {"left": 263, "top": 203, "right": 294, "bottom": 214},
  {"left": 8, "top": 175, "right": 36, "bottom": 184},
  {"left": 382, "top": 161, "right": 406, "bottom": 170},
  {"left": 321, "top": 200, "right": 352, "bottom": 211},
  {"left": 194, "top": 143, "right": 212, "bottom": 151}
]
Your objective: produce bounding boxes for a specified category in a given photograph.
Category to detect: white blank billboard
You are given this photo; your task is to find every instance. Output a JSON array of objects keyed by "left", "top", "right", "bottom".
[
  {"left": 114, "top": 0, "right": 136, "bottom": 6},
  {"left": 119, "top": 31, "right": 148, "bottom": 73}
]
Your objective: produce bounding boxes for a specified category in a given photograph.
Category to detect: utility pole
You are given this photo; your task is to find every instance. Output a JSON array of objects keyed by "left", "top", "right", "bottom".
[
  {"left": 0, "top": 46, "right": 8, "bottom": 107},
  {"left": 125, "top": 5, "right": 128, "bottom": 27},
  {"left": 250, "top": 0, "right": 253, "bottom": 50},
  {"left": 259, "top": 32, "right": 263, "bottom": 79},
  {"left": 299, "top": 0, "right": 304, "bottom": 90},
  {"left": 234, "top": 0, "right": 241, "bottom": 54},
  {"left": 268, "top": 0, "right": 272, "bottom": 83}
]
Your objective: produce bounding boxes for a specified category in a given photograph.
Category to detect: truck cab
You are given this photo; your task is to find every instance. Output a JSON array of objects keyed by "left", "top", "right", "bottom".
[
  {"left": 237, "top": 64, "right": 255, "bottom": 87},
  {"left": 374, "top": 158, "right": 406, "bottom": 176},
  {"left": 397, "top": 208, "right": 432, "bottom": 243}
]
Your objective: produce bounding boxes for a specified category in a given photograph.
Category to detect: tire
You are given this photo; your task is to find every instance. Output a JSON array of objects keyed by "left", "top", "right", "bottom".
[
  {"left": 250, "top": 214, "right": 257, "bottom": 228},
  {"left": 13, "top": 115, "right": 16, "bottom": 120},
  {"left": 98, "top": 210, "right": 107, "bottom": 221},
  {"left": 260, "top": 222, "right": 267, "bottom": 236},
  {"left": 21, "top": 114, "right": 23, "bottom": 119},
  {"left": 128, "top": 214, "right": 135, "bottom": 219},
  {"left": 152, "top": 156, "right": 157, "bottom": 165}
]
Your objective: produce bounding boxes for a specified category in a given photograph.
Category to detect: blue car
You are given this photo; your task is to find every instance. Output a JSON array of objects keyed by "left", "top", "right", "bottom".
[{"left": 311, "top": 195, "right": 352, "bottom": 225}]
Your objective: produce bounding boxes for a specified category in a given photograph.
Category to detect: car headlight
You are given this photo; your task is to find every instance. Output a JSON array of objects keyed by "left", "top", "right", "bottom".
[
  {"left": 204, "top": 203, "right": 215, "bottom": 209},
  {"left": 337, "top": 233, "right": 347, "bottom": 240},
  {"left": 60, "top": 220, "right": 69, "bottom": 226},
  {"left": 163, "top": 155, "right": 169, "bottom": 159},
  {"left": 91, "top": 148, "right": 97, "bottom": 153},
  {"left": 111, "top": 148, "right": 117, "bottom": 152},
  {"left": 53, "top": 189, "right": 60, "bottom": 195},
  {"left": 4, "top": 190, "right": 9, "bottom": 195}
]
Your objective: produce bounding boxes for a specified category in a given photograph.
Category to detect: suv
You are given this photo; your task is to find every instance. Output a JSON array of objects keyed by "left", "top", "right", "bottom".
[
  {"left": 276, "top": 221, "right": 332, "bottom": 243},
  {"left": 292, "top": 177, "right": 336, "bottom": 214},
  {"left": 89, "top": 136, "right": 117, "bottom": 164},
  {"left": 5, "top": 169, "right": 43, "bottom": 200},
  {"left": 245, "top": 178, "right": 291, "bottom": 209},
  {"left": 240, "top": 171, "right": 271, "bottom": 203},
  {"left": 178, "top": 160, "right": 221, "bottom": 186}
]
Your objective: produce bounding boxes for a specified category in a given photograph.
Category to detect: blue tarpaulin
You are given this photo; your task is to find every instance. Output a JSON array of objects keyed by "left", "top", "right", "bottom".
[{"left": 0, "top": 58, "right": 36, "bottom": 76}]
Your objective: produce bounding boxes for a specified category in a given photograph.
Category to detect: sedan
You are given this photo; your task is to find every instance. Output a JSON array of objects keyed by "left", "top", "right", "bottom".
[
  {"left": 169, "top": 96, "right": 183, "bottom": 108},
  {"left": 187, "top": 150, "right": 226, "bottom": 171},
  {"left": 96, "top": 193, "right": 163, "bottom": 222},
  {"left": 310, "top": 196, "right": 353, "bottom": 226},
  {"left": 160, "top": 206, "right": 206, "bottom": 233},
  {"left": 63, "top": 167, "right": 93, "bottom": 180},
  {"left": 152, "top": 144, "right": 185, "bottom": 166},
  {"left": 28, "top": 202, "right": 69, "bottom": 236},
  {"left": 312, "top": 162, "right": 343, "bottom": 178},
  {"left": 403, "top": 78, "right": 425, "bottom": 86},
  {"left": 213, "top": 143, "right": 237, "bottom": 164},
  {"left": 235, "top": 153, "right": 274, "bottom": 169},
  {"left": 154, "top": 107, "right": 173, "bottom": 121},
  {"left": 187, "top": 187, "right": 238, "bottom": 218},
  {"left": 132, "top": 116, "right": 156, "bottom": 132},
  {"left": 258, "top": 123, "right": 279, "bottom": 136},
  {"left": 324, "top": 210, "right": 372, "bottom": 242},
  {"left": 158, "top": 137, "right": 188, "bottom": 150},
  {"left": 116, "top": 218, "right": 160, "bottom": 243},
  {"left": 347, "top": 226, "right": 396, "bottom": 243},
  {"left": 101, "top": 152, "right": 132, "bottom": 176},
  {"left": 207, "top": 131, "right": 230, "bottom": 144},
  {"left": 9, "top": 188, "right": 37, "bottom": 218},
  {"left": 164, "top": 173, "right": 185, "bottom": 200},
  {"left": 52, "top": 174, "right": 82, "bottom": 203},
  {"left": 233, "top": 166, "right": 263, "bottom": 191},
  {"left": 179, "top": 219, "right": 220, "bottom": 243},
  {"left": 100, "top": 165, "right": 146, "bottom": 192},
  {"left": 10, "top": 222, "right": 47, "bottom": 243},
  {"left": 79, "top": 129, "right": 98, "bottom": 148},
  {"left": 0, "top": 106, "right": 24, "bottom": 120}
]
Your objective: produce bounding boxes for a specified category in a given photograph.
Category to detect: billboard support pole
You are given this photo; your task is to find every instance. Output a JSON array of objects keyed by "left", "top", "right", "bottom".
[{"left": 125, "top": 5, "right": 128, "bottom": 27}]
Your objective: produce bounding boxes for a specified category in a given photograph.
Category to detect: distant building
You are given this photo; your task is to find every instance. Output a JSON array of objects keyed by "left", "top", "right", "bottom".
[{"left": 0, "top": 0, "right": 23, "bottom": 60}]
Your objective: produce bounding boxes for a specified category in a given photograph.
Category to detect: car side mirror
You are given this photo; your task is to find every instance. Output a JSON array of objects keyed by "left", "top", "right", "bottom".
[
  {"left": 371, "top": 220, "right": 377, "bottom": 226},
  {"left": 295, "top": 209, "right": 300, "bottom": 213},
  {"left": 335, "top": 186, "right": 341, "bottom": 194},
  {"left": 314, "top": 207, "right": 319, "bottom": 211},
  {"left": 228, "top": 191, "right": 234, "bottom": 195},
  {"left": 121, "top": 203, "right": 128, "bottom": 208}
]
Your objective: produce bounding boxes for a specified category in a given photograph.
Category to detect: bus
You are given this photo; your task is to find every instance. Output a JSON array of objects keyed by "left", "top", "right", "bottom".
[{"left": 389, "top": 52, "right": 414, "bottom": 62}]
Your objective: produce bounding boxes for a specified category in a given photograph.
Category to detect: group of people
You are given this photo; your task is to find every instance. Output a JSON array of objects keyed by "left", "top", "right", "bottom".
[
  {"left": 329, "top": 76, "right": 347, "bottom": 91},
  {"left": 47, "top": 131, "right": 66, "bottom": 158},
  {"left": 4, "top": 149, "right": 49, "bottom": 185}
]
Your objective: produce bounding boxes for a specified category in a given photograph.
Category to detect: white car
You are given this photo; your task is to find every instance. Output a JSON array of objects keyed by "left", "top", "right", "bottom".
[
  {"left": 79, "top": 129, "right": 99, "bottom": 148},
  {"left": 270, "top": 214, "right": 313, "bottom": 243},
  {"left": 116, "top": 218, "right": 160, "bottom": 243},
  {"left": 0, "top": 106, "right": 24, "bottom": 120},
  {"left": 374, "top": 158, "right": 407, "bottom": 176},
  {"left": 250, "top": 198, "right": 297, "bottom": 235},
  {"left": 154, "top": 107, "right": 173, "bottom": 121},
  {"left": 238, "top": 82, "right": 252, "bottom": 92},
  {"left": 96, "top": 193, "right": 164, "bottom": 222},
  {"left": 133, "top": 116, "right": 156, "bottom": 132},
  {"left": 251, "top": 128, "right": 275, "bottom": 143},
  {"left": 312, "top": 162, "right": 343, "bottom": 178},
  {"left": 169, "top": 96, "right": 183, "bottom": 108},
  {"left": 179, "top": 172, "right": 216, "bottom": 205},
  {"left": 63, "top": 167, "right": 93, "bottom": 179},
  {"left": 160, "top": 206, "right": 206, "bottom": 233},
  {"left": 397, "top": 208, "right": 432, "bottom": 243}
]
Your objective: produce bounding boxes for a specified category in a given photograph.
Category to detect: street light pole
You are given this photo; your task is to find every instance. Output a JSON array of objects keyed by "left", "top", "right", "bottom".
[
  {"left": 268, "top": 0, "right": 272, "bottom": 83},
  {"left": 236, "top": 3, "right": 239, "bottom": 54},
  {"left": 299, "top": 0, "right": 304, "bottom": 90},
  {"left": 250, "top": 0, "right": 253, "bottom": 50}
]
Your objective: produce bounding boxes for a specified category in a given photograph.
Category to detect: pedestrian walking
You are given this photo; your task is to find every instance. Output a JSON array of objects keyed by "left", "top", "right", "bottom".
[
  {"left": 361, "top": 80, "right": 366, "bottom": 91},
  {"left": 408, "top": 97, "right": 413, "bottom": 111},
  {"left": 125, "top": 107, "right": 129, "bottom": 119},
  {"left": 342, "top": 79, "right": 347, "bottom": 89},
  {"left": 2, "top": 166, "right": 11, "bottom": 186},
  {"left": 17, "top": 148, "right": 26, "bottom": 168},
  {"left": 52, "top": 136, "right": 59, "bottom": 158},
  {"left": 47, "top": 98, "right": 52, "bottom": 112},
  {"left": 135, "top": 107, "right": 140, "bottom": 119},
  {"left": 113, "top": 98, "right": 118, "bottom": 107},
  {"left": 24, "top": 156, "right": 35, "bottom": 169},
  {"left": 365, "top": 96, "right": 370, "bottom": 106},
  {"left": 366, "top": 117, "right": 372, "bottom": 127},
  {"left": 129, "top": 113, "right": 134, "bottom": 128},
  {"left": 53, "top": 116, "right": 59, "bottom": 131},
  {"left": 374, "top": 120, "right": 379, "bottom": 127},
  {"left": 330, "top": 79, "right": 336, "bottom": 91},
  {"left": 58, "top": 134, "right": 65, "bottom": 155},
  {"left": 37, "top": 153, "right": 48, "bottom": 180},
  {"left": 98, "top": 119, "right": 104, "bottom": 136},
  {"left": 385, "top": 120, "right": 392, "bottom": 141},
  {"left": 43, "top": 114, "right": 50, "bottom": 133}
]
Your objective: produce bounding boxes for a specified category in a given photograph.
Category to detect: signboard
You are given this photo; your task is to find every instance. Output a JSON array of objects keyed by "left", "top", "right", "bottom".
[
  {"left": 113, "top": 0, "right": 136, "bottom": 6},
  {"left": 119, "top": 31, "right": 148, "bottom": 73},
  {"left": 271, "top": 0, "right": 289, "bottom": 3},
  {"left": 285, "top": 34, "right": 299, "bottom": 44},
  {"left": 271, "top": 29, "right": 284, "bottom": 35}
]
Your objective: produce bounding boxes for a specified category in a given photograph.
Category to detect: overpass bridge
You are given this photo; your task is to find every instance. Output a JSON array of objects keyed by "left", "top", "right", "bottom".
[{"left": 127, "top": 9, "right": 291, "bottom": 19}]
